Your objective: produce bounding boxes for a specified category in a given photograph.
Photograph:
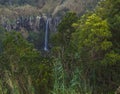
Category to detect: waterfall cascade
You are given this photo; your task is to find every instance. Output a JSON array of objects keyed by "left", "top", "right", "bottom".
[
  {"left": 44, "top": 18, "right": 49, "bottom": 51},
  {"left": 0, "top": 15, "right": 61, "bottom": 51}
]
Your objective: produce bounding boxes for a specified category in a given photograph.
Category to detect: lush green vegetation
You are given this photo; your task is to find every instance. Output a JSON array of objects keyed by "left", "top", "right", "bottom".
[{"left": 0, "top": 0, "right": 120, "bottom": 94}]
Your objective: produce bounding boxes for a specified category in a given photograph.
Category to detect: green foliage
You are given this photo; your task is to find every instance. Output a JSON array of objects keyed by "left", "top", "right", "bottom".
[
  {"left": 0, "top": 0, "right": 120, "bottom": 94},
  {"left": 51, "top": 58, "right": 92, "bottom": 94},
  {"left": 51, "top": 12, "right": 94, "bottom": 94},
  {"left": 70, "top": 1, "right": 120, "bottom": 93},
  {"left": 28, "top": 31, "right": 44, "bottom": 50},
  {"left": 57, "top": 12, "right": 78, "bottom": 46},
  {"left": 0, "top": 31, "right": 53, "bottom": 94},
  {"left": 0, "top": 31, "right": 37, "bottom": 94},
  {"left": 96, "top": 0, "right": 120, "bottom": 53},
  {"left": 72, "top": 13, "right": 112, "bottom": 62}
]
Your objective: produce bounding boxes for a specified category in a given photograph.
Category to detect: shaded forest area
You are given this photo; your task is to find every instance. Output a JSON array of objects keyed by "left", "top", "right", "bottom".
[{"left": 0, "top": 0, "right": 120, "bottom": 94}]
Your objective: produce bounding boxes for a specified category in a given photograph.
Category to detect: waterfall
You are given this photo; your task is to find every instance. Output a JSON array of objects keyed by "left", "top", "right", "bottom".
[{"left": 44, "top": 18, "right": 49, "bottom": 51}]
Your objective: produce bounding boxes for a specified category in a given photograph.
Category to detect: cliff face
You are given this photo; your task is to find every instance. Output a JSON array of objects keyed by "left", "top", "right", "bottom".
[
  {"left": 0, "top": 0, "right": 100, "bottom": 16},
  {"left": 0, "top": 0, "right": 100, "bottom": 50}
]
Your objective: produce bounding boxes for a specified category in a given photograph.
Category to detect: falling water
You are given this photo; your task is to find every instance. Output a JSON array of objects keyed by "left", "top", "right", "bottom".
[{"left": 44, "top": 18, "right": 49, "bottom": 51}]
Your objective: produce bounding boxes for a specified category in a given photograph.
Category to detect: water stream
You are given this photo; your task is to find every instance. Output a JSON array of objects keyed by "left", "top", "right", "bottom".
[{"left": 44, "top": 18, "right": 49, "bottom": 51}]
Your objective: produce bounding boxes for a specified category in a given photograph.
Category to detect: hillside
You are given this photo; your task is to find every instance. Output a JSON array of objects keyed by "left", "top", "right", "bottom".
[
  {"left": 0, "top": 0, "right": 120, "bottom": 94},
  {"left": 0, "top": 0, "right": 100, "bottom": 16}
]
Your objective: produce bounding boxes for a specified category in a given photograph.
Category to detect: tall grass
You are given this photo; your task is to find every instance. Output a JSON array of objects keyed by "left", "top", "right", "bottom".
[{"left": 51, "top": 58, "right": 93, "bottom": 94}]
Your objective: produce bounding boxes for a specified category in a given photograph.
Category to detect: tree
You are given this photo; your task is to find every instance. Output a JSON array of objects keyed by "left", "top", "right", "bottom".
[
  {"left": 72, "top": 13, "right": 119, "bottom": 93},
  {"left": 95, "top": 0, "right": 120, "bottom": 55},
  {"left": 0, "top": 31, "right": 53, "bottom": 94},
  {"left": 73, "top": 13, "right": 112, "bottom": 62},
  {"left": 57, "top": 12, "right": 78, "bottom": 47}
]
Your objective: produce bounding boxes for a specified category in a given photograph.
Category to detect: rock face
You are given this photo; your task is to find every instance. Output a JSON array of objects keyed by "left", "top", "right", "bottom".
[{"left": 0, "top": 15, "right": 60, "bottom": 32}]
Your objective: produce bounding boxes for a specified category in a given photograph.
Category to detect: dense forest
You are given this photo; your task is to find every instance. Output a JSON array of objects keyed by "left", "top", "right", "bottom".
[{"left": 0, "top": 0, "right": 120, "bottom": 94}]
